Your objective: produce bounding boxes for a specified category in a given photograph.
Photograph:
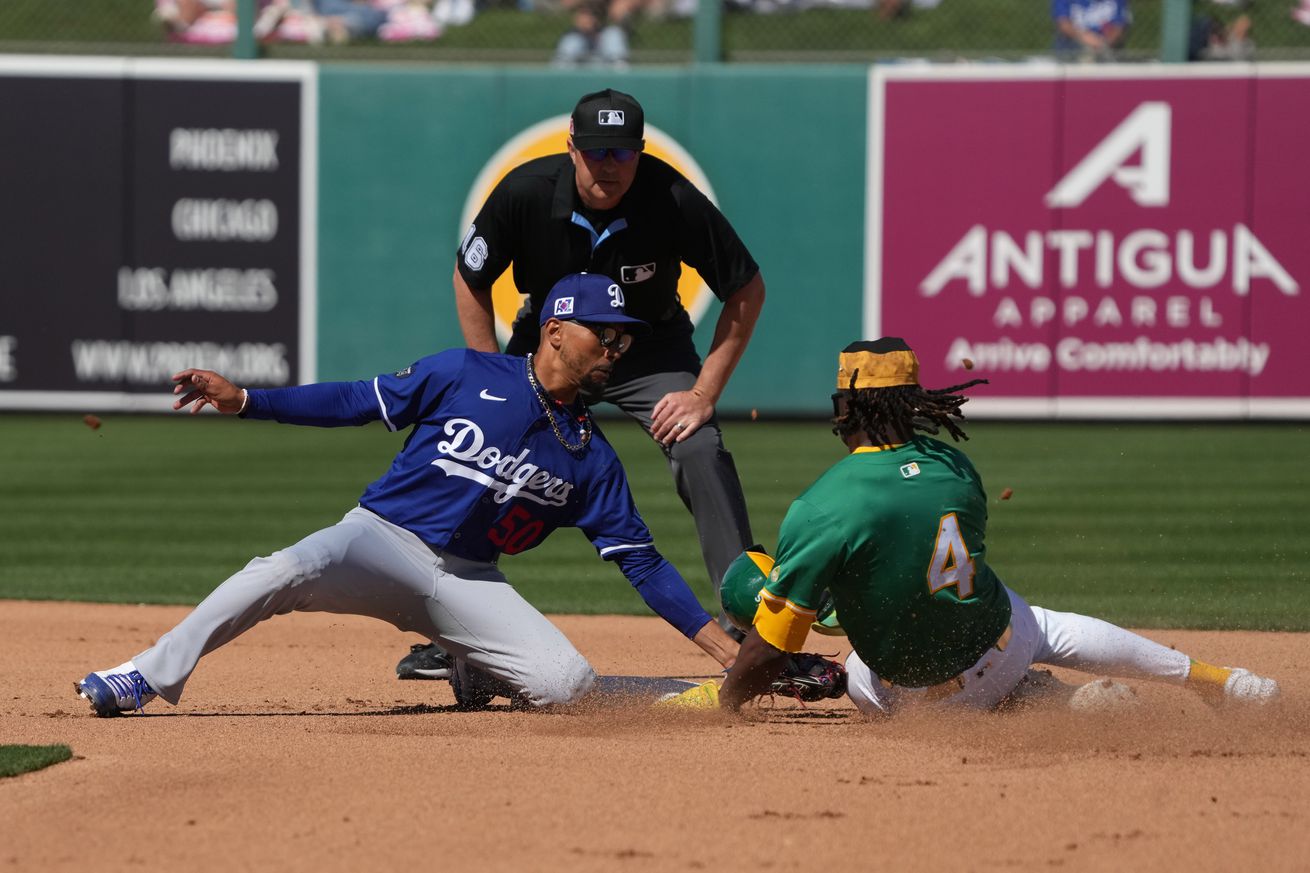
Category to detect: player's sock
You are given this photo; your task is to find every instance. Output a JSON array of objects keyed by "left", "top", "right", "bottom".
[{"left": 1184, "top": 659, "right": 1233, "bottom": 698}]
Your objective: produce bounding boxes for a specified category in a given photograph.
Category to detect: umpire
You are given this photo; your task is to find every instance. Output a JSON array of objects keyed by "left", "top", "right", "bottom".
[{"left": 399, "top": 88, "right": 764, "bottom": 678}]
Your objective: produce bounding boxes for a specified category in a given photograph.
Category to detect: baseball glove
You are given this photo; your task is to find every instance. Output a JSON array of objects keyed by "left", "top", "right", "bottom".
[{"left": 770, "top": 653, "right": 847, "bottom": 702}]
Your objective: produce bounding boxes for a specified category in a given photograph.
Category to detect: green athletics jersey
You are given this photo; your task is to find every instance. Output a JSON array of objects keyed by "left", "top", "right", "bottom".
[{"left": 765, "top": 437, "right": 1011, "bottom": 687}]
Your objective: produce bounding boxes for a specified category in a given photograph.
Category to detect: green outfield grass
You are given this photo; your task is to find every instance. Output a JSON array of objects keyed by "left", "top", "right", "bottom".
[{"left": 1, "top": 413, "right": 1307, "bottom": 630}]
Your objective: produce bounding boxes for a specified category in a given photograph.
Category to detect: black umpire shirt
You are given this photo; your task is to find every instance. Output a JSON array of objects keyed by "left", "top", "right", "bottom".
[{"left": 456, "top": 153, "right": 759, "bottom": 382}]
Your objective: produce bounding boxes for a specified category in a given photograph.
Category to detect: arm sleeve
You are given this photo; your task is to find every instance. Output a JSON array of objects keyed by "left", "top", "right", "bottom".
[
  {"left": 753, "top": 498, "right": 848, "bottom": 653},
  {"left": 243, "top": 349, "right": 465, "bottom": 431},
  {"left": 614, "top": 548, "right": 714, "bottom": 639},
  {"left": 670, "top": 177, "right": 760, "bottom": 302},
  {"left": 242, "top": 381, "right": 385, "bottom": 427},
  {"left": 1051, "top": 0, "right": 1070, "bottom": 20}
]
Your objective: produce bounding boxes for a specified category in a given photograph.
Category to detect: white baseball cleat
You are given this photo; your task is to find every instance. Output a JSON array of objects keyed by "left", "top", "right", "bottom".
[
  {"left": 75, "top": 661, "right": 157, "bottom": 717},
  {"left": 1223, "top": 668, "right": 1280, "bottom": 704},
  {"left": 1068, "top": 677, "right": 1140, "bottom": 712}
]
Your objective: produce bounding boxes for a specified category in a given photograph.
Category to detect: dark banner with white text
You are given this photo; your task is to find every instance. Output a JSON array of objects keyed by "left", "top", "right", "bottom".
[{"left": 0, "top": 58, "right": 316, "bottom": 411}]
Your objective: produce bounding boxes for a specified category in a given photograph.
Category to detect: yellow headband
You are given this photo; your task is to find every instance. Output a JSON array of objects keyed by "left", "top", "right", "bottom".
[{"left": 836, "top": 349, "right": 920, "bottom": 390}]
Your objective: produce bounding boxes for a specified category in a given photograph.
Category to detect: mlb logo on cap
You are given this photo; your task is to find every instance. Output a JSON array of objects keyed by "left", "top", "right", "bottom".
[
  {"left": 554, "top": 297, "right": 575, "bottom": 317},
  {"left": 571, "top": 89, "right": 645, "bottom": 152}
]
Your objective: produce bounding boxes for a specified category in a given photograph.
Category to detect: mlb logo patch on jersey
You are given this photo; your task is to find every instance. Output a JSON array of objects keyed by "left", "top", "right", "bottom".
[
  {"left": 553, "top": 296, "right": 575, "bottom": 317},
  {"left": 621, "top": 263, "right": 656, "bottom": 284},
  {"left": 598, "top": 110, "right": 625, "bottom": 126},
  {"left": 900, "top": 462, "right": 921, "bottom": 479}
]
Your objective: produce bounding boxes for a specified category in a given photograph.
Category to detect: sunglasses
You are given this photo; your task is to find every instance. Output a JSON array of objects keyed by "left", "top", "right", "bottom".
[
  {"left": 571, "top": 320, "right": 634, "bottom": 354},
  {"left": 580, "top": 147, "right": 639, "bottom": 163}
]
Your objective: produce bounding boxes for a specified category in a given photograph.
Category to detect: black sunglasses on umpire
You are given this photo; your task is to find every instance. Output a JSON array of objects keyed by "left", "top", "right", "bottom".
[
  {"left": 580, "top": 147, "right": 639, "bottom": 163},
  {"left": 573, "top": 321, "right": 633, "bottom": 354}
]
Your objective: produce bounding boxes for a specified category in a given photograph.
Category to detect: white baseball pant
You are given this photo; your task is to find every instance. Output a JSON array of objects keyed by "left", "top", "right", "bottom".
[
  {"left": 845, "top": 585, "right": 1191, "bottom": 714},
  {"left": 132, "top": 507, "right": 595, "bottom": 708}
]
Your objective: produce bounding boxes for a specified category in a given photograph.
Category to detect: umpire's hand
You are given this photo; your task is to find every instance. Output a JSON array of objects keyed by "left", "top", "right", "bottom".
[
  {"left": 171, "top": 368, "right": 248, "bottom": 415},
  {"left": 651, "top": 389, "right": 713, "bottom": 445}
]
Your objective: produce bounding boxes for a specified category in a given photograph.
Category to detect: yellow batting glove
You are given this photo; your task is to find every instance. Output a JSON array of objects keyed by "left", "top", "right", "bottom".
[{"left": 654, "top": 680, "right": 720, "bottom": 709}]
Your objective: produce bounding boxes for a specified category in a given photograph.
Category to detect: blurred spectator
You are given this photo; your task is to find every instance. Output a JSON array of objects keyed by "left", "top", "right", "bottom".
[
  {"left": 254, "top": 0, "right": 389, "bottom": 43},
  {"left": 160, "top": 0, "right": 439, "bottom": 45},
  {"left": 376, "top": 1, "right": 443, "bottom": 40},
  {"left": 553, "top": 0, "right": 639, "bottom": 67},
  {"left": 155, "top": 0, "right": 238, "bottom": 43},
  {"left": 1052, "top": 0, "right": 1130, "bottom": 60},
  {"left": 251, "top": 0, "right": 440, "bottom": 43},
  {"left": 316, "top": 0, "right": 390, "bottom": 41},
  {"left": 432, "top": 0, "right": 477, "bottom": 27},
  {"left": 1294, "top": 0, "right": 1310, "bottom": 26},
  {"left": 1189, "top": 11, "right": 1253, "bottom": 59}
]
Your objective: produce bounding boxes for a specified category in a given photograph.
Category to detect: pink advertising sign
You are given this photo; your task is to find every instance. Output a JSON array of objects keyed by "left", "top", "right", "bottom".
[{"left": 866, "top": 66, "right": 1310, "bottom": 418}]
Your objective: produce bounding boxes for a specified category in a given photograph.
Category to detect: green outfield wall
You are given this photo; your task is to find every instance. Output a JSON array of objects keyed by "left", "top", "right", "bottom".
[{"left": 317, "top": 65, "right": 868, "bottom": 413}]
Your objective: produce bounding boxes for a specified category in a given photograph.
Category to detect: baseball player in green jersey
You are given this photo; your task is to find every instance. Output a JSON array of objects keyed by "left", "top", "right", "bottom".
[{"left": 714, "top": 337, "right": 1280, "bottom": 714}]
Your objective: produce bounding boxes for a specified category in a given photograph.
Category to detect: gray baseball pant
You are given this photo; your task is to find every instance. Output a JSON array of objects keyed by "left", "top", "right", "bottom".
[
  {"left": 593, "top": 370, "right": 755, "bottom": 630},
  {"left": 132, "top": 507, "right": 596, "bottom": 707}
]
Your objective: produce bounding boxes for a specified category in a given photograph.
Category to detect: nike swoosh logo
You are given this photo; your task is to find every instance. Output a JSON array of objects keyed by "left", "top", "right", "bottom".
[{"left": 479, "top": 389, "right": 508, "bottom": 402}]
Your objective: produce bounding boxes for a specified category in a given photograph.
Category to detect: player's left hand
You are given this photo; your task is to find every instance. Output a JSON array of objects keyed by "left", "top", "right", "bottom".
[{"left": 651, "top": 389, "right": 713, "bottom": 445}]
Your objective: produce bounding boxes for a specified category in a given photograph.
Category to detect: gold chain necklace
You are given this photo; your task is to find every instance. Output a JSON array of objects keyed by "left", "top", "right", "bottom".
[{"left": 525, "top": 353, "right": 593, "bottom": 453}]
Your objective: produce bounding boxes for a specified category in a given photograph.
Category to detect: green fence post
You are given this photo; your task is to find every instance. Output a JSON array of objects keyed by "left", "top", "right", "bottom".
[
  {"left": 234, "top": 0, "right": 258, "bottom": 59},
  {"left": 694, "top": 0, "right": 723, "bottom": 63},
  {"left": 1161, "top": 0, "right": 1192, "bottom": 62}
]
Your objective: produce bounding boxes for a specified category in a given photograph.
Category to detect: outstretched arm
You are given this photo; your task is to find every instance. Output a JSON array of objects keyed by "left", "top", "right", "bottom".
[{"left": 171, "top": 368, "right": 385, "bottom": 428}]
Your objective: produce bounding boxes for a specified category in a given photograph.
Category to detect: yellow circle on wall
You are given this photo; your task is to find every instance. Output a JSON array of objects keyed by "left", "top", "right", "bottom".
[{"left": 459, "top": 115, "right": 720, "bottom": 346}]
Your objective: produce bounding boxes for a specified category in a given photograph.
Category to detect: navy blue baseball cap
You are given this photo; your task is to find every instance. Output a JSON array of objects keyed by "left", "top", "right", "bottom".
[{"left": 539, "top": 273, "right": 651, "bottom": 335}]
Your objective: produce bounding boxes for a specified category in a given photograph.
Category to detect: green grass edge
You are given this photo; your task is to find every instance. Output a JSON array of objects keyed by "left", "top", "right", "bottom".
[{"left": 0, "top": 744, "right": 74, "bottom": 779}]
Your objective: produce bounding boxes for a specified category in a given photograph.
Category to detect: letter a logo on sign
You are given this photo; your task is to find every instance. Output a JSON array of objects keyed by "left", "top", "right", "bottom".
[{"left": 1044, "top": 102, "right": 1171, "bottom": 208}]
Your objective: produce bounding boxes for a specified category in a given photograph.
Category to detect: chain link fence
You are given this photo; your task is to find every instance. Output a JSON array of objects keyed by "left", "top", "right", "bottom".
[{"left": 2, "top": 0, "right": 1308, "bottom": 63}]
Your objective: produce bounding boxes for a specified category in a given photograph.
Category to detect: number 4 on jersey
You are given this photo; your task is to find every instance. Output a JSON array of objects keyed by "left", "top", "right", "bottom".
[{"left": 926, "top": 512, "right": 976, "bottom": 599}]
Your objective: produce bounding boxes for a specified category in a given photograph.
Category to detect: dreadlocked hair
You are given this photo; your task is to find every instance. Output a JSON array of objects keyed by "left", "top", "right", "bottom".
[{"left": 832, "top": 376, "right": 990, "bottom": 444}]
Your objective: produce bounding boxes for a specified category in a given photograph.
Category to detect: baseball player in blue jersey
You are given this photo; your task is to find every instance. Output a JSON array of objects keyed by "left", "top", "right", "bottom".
[{"left": 75, "top": 272, "right": 740, "bottom": 717}]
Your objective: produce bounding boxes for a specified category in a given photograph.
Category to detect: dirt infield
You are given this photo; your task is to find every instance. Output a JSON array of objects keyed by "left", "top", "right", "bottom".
[{"left": 4, "top": 600, "right": 1308, "bottom": 872}]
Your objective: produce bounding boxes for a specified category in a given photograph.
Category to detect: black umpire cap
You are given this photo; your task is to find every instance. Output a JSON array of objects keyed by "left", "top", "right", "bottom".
[{"left": 570, "top": 89, "right": 645, "bottom": 152}]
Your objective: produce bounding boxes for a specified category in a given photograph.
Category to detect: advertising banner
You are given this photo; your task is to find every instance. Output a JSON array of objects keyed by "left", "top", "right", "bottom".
[
  {"left": 0, "top": 58, "right": 316, "bottom": 412},
  {"left": 867, "top": 66, "right": 1310, "bottom": 418}
]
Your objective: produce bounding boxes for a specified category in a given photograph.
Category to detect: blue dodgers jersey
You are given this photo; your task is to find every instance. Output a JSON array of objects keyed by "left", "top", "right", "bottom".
[{"left": 357, "top": 349, "right": 653, "bottom": 562}]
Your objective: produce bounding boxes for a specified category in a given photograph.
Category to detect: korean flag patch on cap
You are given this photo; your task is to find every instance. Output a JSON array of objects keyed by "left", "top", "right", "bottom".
[{"left": 553, "top": 296, "right": 575, "bottom": 317}]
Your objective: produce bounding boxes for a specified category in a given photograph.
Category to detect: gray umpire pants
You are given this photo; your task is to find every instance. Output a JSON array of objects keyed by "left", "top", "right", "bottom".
[
  {"left": 132, "top": 507, "right": 596, "bottom": 707},
  {"left": 590, "top": 370, "right": 755, "bottom": 631}
]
